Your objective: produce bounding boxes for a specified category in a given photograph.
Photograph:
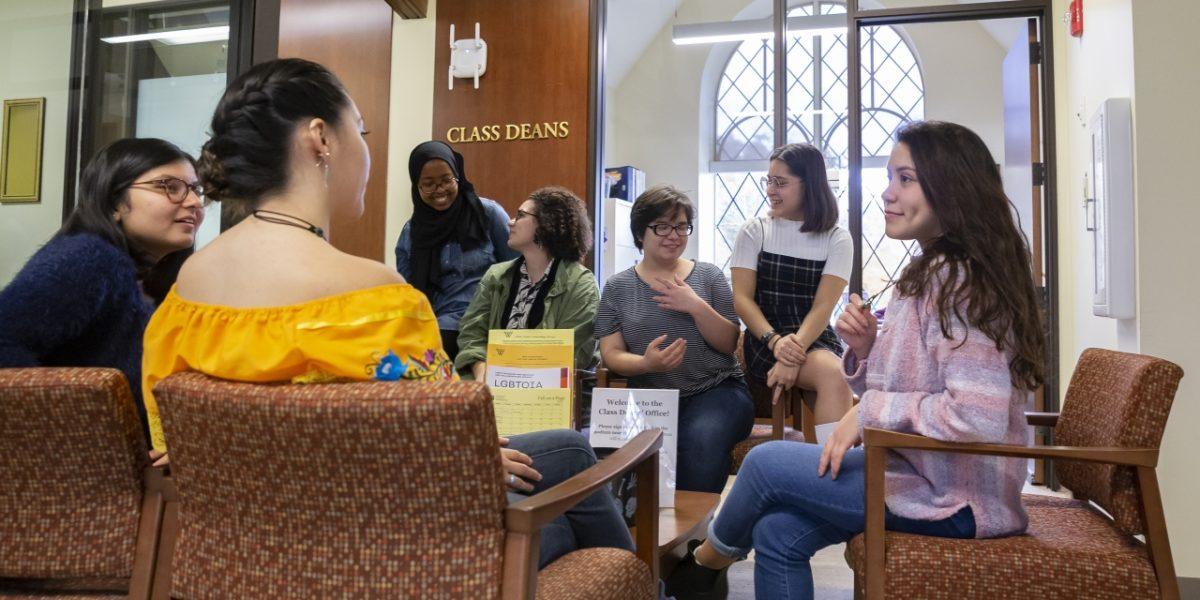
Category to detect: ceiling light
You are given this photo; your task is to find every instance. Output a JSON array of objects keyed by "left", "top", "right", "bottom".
[
  {"left": 101, "top": 25, "right": 229, "bottom": 46},
  {"left": 673, "top": 14, "right": 844, "bottom": 45}
]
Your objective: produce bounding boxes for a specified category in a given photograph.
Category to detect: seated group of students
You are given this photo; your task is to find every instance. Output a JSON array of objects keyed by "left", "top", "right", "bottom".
[{"left": 0, "top": 57, "right": 1045, "bottom": 600}]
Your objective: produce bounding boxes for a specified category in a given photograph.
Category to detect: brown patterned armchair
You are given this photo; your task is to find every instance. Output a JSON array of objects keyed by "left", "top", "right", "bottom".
[
  {"left": 150, "top": 374, "right": 659, "bottom": 600},
  {"left": 0, "top": 368, "right": 167, "bottom": 600},
  {"left": 845, "top": 348, "right": 1185, "bottom": 599}
]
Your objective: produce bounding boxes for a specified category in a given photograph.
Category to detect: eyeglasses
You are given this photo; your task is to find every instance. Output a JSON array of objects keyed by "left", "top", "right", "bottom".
[
  {"left": 648, "top": 223, "right": 694, "bottom": 237},
  {"left": 514, "top": 208, "right": 538, "bottom": 221},
  {"left": 129, "top": 177, "right": 206, "bottom": 205},
  {"left": 759, "top": 176, "right": 795, "bottom": 190},
  {"left": 418, "top": 176, "right": 458, "bottom": 194}
]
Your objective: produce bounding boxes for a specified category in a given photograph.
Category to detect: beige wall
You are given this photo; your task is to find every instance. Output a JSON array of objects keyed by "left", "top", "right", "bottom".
[
  {"left": 1052, "top": 0, "right": 1200, "bottom": 577},
  {"left": 384, "top": 0, "right": 437, "bottom": 267},
  {"left": 1129, "top": 0, "right": 1200, "bottom": 578},
  {"left": 0, "top": 0, "right": 74, "bottom": 284}
]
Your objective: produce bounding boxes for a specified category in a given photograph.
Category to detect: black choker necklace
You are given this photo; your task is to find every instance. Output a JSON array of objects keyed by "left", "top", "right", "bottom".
[{"left": 252, "top": 209, "right": 326, "bottom": 239}]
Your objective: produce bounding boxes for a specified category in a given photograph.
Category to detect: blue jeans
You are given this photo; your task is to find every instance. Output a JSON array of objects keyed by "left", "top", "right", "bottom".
[
  {"left": 708, "top": 441, "right": 976, "bottom": 600},
  {"left": 506, "top": 429, "right": 634, "bottom": 568},
  {"left": 677, "top": 377, "right": 755, "bottom": 493}
]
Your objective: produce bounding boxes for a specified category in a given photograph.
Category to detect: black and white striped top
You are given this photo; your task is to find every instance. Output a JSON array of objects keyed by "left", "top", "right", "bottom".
[{"left": 595, "top": 262, "right": 742, "bottom": 398}]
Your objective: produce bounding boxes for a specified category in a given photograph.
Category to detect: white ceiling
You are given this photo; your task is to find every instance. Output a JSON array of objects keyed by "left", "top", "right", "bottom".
[{"left": 605, "top": 0, "right": 683, "bottom": 90}]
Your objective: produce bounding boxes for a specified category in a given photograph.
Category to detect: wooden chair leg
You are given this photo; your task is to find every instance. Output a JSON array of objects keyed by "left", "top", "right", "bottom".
[
  {"left": 150, "top": 476, "right": 181, "bottom": 600},
  {"left": 1136, "top": 466, "right": 1180, "bottom": 600},
  {"left": 794, "top": 390, "right": 817, "bottom": 443},
  {"left": 863, "top": 446, "right": 887, "bottom": 600},
  {"left": 129, "top": 467, "right": 166, "bottom": 600}
]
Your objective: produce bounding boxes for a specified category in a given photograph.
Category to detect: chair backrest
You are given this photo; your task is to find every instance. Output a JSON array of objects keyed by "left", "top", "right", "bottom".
[
  {"left": 0, "top": 368, "right": 146, "bottom": 580},
  {"left": 155, "top": 373, "right": 509, "bottom": 599},
  {"left": 1054, "top": 348, "right": 1184, "bottom": 535}
]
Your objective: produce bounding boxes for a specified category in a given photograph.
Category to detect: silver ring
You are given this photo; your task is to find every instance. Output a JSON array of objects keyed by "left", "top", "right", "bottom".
[{"left": 508, "top": 474, "right": 518, "bottom": 485}]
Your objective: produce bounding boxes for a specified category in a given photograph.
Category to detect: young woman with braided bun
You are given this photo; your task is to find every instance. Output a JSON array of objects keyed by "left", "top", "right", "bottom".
[{"left": 139, "top": 58, "right": 632, "bottom": 570}]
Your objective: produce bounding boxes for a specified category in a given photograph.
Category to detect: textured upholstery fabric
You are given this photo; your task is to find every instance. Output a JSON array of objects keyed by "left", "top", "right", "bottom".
[
  {"left": 845, "top": 494, "right": 1160, "bottom": 599},
  {"left": 1053, "top": 349, "right": 1183, "bottom": 535},
  {"left": 0, "top": 368, "right": 145, "bottom": 581},
  {"left": 730, "top": 424, "right": 808, "bottom": 473},
  {"left": 535, "top": 548, "right": 656, "bottom": 600},
  {"left": 155, "top": 375, "right": 510, "bottom": 599}
]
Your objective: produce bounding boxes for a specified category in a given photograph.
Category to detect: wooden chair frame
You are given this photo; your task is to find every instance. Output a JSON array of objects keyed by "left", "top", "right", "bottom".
[
  {"left": 502, "top": 428, "right": 662, "bottom": 599},
  {"left": 149, "top": 430, "right": 662, "bottom": 600},
  {"left": 859, "top": 412, "right": 1179, "bottom": 600}
]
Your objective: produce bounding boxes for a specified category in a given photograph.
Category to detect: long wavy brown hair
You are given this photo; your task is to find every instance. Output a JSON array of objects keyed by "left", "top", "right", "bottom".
[{"left": 893, "top": 121, "right": 1044, "bottom": 391}]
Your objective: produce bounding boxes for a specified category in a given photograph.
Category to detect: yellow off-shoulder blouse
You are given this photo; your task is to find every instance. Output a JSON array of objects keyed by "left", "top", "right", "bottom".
[{"left": 142, "top": 283, "right": 456, "bottom": 452}]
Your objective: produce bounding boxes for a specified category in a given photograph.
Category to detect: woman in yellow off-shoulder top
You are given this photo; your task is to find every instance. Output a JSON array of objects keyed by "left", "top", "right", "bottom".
[{"left": 141, "top": 283, "right": 454, "bottom": 453}]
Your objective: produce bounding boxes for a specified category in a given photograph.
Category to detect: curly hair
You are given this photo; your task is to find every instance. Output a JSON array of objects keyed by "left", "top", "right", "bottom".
[
  {"left": 893, "top": 121, "right": 1045, "bottom": 391},
  {"left": 198, "top": 58, "right": 352, "bottom": 207},
  {"left": 528, "top": 187, "right": 592, "bottom": 262}
]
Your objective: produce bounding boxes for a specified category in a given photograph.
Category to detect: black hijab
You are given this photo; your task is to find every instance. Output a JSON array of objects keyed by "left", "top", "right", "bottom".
[{"left": 408, "top": 141, "right": 489, "bottom": 297}]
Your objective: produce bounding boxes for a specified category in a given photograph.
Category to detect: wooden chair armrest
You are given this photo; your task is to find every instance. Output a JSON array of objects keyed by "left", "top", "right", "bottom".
[
  {"left": 505, "top": 429, "right": 662, "bottom": 533},
  {"left": 595, "top": 366, "right": 628, "bottom": 389},
  {"left": 1025, "top": 411, "right": 1059, "bottom": 427},
  {"left": 503, "top": 429, "right": 662, "bottom": 599},
  {"left": 861, "top": 427, "right": 1158, "bottom": 467}
]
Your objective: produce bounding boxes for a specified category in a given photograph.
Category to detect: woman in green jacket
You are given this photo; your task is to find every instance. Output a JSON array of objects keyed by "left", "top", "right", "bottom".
[{"left": 455, "top": 186, "right": 599, "bottom": 379}]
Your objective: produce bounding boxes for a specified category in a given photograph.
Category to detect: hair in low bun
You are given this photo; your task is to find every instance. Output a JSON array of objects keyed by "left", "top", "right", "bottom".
[{"left": 198, "top": 58, "right": 352, "bottom": 207}]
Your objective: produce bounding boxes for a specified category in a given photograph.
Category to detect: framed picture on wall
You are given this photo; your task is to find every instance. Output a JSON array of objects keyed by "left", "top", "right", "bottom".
[{"left": 0, "top": 97, "right": 46, "bottom": 204}]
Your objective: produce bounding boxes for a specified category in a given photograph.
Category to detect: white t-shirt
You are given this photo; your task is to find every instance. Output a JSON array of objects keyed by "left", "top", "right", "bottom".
[{"left": 730, "top": 216, "right": 853, "bottom": 281}]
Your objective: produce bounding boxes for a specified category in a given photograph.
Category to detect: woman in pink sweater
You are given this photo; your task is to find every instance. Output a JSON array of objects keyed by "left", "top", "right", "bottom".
[{"left": 666, "top": 121, "right": 1045, "bottom": 600}]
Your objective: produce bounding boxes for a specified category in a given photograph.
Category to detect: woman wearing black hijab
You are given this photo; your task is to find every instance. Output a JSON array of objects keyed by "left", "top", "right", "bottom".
[{"left": 396, "top": 141, "right": 518, "bottom": 359}]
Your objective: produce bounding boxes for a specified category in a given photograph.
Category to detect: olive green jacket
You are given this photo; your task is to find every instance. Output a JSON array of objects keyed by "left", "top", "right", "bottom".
[{"left": 453, "top": 258, "right": 600, "bottom": 376}]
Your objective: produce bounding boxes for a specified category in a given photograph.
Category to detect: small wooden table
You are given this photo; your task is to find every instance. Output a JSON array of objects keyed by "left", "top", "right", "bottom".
[{"left": 631, "top": 490, "right": 721, "bottom": 575}]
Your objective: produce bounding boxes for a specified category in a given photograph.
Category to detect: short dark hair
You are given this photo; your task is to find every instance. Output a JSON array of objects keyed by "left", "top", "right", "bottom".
[
  {"left": 58, "top": 137, "right": 196, "bottom": 300},
  {"left": 769, "top": 143, "right": 838, "bottom": 232},
  {"left": 199, "top": 58, "right": 352, "bottom": 208},
  {"left": 630, "top": 185, "right": 695, "bottom": 250},
  {"left": 528, "top": 187, "right": 592, "bottom": 262}
]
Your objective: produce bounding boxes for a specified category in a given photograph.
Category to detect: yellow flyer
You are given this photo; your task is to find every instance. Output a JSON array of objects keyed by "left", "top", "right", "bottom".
[{"left": 486, "top": 329, "right": 574, "bottom": 436}]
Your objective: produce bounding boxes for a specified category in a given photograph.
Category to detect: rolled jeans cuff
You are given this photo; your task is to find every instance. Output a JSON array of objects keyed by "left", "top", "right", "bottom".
[{"left": 706, "top": 518, "right": 752, "bottom": 560}]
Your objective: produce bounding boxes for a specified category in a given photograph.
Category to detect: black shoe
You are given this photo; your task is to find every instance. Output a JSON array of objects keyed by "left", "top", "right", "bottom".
[{"left": 664, "top": 540, "right": 730, "bottom": 600}]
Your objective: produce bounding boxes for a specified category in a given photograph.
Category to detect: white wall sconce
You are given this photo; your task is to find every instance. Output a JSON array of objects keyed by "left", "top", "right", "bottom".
[{"left": 449, "top": 22, "right": 487, "bottom": 90}]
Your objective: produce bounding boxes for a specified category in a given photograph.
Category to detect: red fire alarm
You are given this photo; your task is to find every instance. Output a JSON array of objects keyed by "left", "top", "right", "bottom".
[{"left": 1068, "top": 0, "right": 1084, "bottom": 37}]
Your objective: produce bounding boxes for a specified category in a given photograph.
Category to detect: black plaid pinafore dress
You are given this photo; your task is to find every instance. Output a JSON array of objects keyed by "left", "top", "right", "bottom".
[{"left": 742, "top": 250, "right": 843, "bottom": 381}]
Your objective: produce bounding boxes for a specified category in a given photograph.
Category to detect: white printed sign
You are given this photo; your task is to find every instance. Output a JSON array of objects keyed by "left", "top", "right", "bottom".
[{"left": 589, "top": 388, "right": 679, "bottom": 508}]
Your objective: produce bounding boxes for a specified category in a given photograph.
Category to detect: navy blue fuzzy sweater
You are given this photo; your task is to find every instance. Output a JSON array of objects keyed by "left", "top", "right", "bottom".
[{"left": 0, "top": 233, "right": 154, "bottom": 428}]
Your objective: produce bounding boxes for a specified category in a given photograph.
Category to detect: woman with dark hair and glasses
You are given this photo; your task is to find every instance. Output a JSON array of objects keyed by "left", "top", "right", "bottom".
[
  {"left": 395, "top": 141, "right": 518, "bottom": 360},
  {"left": 595, "top": 185, "right": 754, "bottom": 493},
  {"left": 731, "top": 143, "right": 853, "bottom": 445},
  {"left": 0, "top": 137, "right": 204, "bottom": 437}
]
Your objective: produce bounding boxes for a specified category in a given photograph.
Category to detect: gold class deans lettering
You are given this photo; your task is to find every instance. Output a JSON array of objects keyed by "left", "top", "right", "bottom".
[{"left": 446, "top": 121, "right": 571, "bottom": 144}]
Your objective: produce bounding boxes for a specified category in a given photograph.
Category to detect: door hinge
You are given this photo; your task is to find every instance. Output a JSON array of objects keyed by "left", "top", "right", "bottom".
[
  {"left": 1032, "top": 162, "right": 1046, "bottom": 186},
  {"left": 1030, "top": 41, "right": 1043, "bottom": 65}
]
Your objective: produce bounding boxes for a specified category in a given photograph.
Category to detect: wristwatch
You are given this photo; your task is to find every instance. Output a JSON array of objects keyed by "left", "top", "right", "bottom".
[{"left": 761, "top": 329, "right": 779, "bottom": 347}]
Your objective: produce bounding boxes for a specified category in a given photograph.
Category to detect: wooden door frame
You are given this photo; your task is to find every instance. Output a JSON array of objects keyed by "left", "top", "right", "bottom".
[{"left": 846, "top": 0, "right": 1060, "bottom": 485}]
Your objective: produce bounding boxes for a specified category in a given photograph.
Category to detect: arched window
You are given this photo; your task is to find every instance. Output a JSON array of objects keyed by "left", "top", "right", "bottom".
[{"left": 707, "top": 1, "right": 924, "bottom": 312}]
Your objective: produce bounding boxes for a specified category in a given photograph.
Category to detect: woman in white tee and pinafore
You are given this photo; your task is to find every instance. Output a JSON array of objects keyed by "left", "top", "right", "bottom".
[{"left": 730, "top": 143, "right": 854, "bottom": 444}]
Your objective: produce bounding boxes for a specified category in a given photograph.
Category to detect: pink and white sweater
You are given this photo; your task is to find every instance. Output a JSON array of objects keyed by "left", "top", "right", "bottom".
[{"left": 844, "top": 281, "right": 1030, "bottom": 539}]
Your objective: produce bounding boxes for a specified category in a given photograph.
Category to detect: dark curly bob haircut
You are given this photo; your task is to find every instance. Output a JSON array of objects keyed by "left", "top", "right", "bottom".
[{"left": 528, "top": 186, "right": 592, "bottom": 262}]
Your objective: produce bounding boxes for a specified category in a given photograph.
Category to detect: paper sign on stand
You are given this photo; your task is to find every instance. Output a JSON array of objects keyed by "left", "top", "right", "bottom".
[
  {"left": 589, "top": 387, "right": 679, "bottom": 508},
  {"left": 486, "top": 329, "right": 573, "bottom": 437}
]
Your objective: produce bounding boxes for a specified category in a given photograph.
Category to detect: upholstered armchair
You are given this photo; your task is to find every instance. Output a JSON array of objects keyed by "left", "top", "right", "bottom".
[
  {"left": 0, "top": 368, "right": 167, "bottom": 599},
  {"left": 150, "top": 374, "right": 660, "bottom": 599},
  {"left": 846, "top": 348, "right": 1185, "bottom": 600}
]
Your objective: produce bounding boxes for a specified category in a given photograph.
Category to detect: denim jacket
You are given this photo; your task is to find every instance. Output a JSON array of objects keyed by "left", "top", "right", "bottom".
[{"left": 396, "top": 198, "right": 519, "bottom": 331}]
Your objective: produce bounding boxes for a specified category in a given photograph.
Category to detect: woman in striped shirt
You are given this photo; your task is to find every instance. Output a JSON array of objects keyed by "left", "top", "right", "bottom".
[{"left": 595, "top": 185, "right": 754, "bottom": 493}]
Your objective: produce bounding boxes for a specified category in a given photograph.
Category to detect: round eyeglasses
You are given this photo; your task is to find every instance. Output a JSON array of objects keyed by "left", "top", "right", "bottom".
[
  {"left": 129, "top": 177, "right": 206, "bottom": 205},
  {"left": 418, "top": 176, "right": 458, "bottom": 194}
]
